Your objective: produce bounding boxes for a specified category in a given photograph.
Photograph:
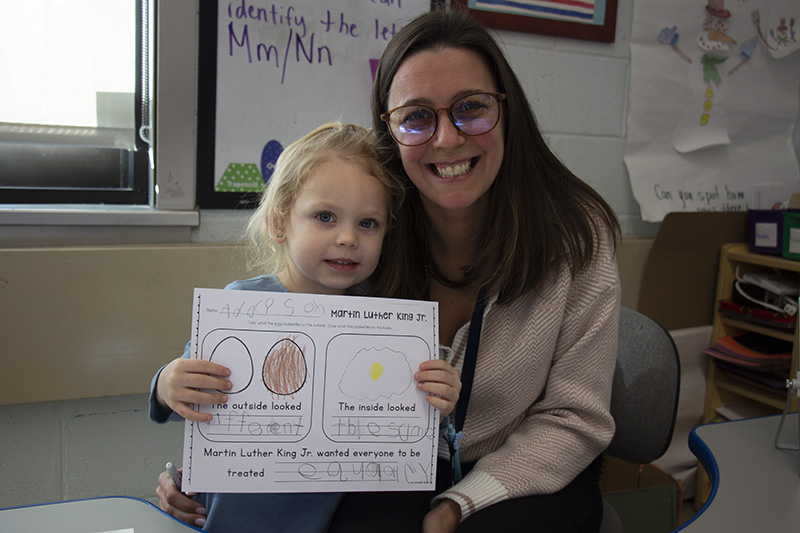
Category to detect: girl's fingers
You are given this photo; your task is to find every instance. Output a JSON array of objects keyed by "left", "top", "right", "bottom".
[
  {"left": 417, "top": 381, "right": 456, "bottom": 401},
  {"left": 173, "top": 402, "right": 214, "bottom": 422},
  {"left": 415, "top": 369, "right": 461, "bottom": 391},
  {"left": 181, "top": 373, "right": 233, "bottom": 393},
  {"left": 425, "top": 394, "right": 453, "bottom": 412},
  {"left": 180, "top": 388, "right": 229, "bottom": 406}
]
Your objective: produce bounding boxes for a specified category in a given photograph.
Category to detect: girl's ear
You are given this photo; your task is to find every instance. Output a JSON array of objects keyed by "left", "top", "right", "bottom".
[{"left": 271, "top": 218, "right": 287, "bottom": 243}]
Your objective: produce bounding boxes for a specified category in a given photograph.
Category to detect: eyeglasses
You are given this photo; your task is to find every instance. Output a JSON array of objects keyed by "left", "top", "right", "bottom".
[{"left": 380, "top": 92, "right": 506, "bottom": 147}]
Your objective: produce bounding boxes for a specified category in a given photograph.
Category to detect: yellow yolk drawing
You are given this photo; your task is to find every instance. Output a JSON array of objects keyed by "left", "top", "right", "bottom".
[{"left": 369, "top": 361, "right": 384, "bottom": 381}]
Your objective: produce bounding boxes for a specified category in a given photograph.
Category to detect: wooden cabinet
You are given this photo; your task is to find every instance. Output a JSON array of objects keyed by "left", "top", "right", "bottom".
[
  {"left": 696, "top": 243, "right": 799, "bottom": 508},
  {"left": 703, "top": 243, "right": 799, "bottom": 423}
]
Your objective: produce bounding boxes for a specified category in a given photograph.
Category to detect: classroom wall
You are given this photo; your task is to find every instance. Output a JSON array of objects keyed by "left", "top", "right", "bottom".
[
  {"left": 0, "top": 0, "right": 792, "bottom": 509},
  {"left": 0, "top": 0, "right": 658, "bottom": 509}
]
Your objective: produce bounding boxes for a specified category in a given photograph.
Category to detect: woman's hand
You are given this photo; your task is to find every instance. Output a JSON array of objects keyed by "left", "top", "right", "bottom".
[
  {"left": 155, "top": 358, "right": 232, "bottom": 422},
  {"left": 422, "top": 499, "right": 461, "bottom": 533},
  {"left": 156, "top": 468, "right": 207, "bottom": 528},
  {"left": 415, "top": 359, "right": 462, "bottom": 414}
]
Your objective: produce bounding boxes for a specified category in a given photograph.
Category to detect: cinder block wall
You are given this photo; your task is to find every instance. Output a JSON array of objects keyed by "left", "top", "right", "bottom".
[{"left": 0, "top": 395, "right": 182, "bottom": 507}]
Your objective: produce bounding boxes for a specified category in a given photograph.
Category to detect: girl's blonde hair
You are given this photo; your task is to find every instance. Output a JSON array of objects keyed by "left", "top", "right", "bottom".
[{"left": 244, "top": 122, "right": 398, "bottom": 276}]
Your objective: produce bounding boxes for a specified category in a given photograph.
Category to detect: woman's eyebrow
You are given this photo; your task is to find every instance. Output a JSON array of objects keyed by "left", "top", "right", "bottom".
[{"left": 397, "top": 89, "right": 495, "bottom": 107}]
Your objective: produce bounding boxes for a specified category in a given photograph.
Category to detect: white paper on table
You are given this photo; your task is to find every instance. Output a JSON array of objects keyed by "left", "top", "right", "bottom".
[{"left": 182, "top": 288, "right": 440, "bottom": 493}]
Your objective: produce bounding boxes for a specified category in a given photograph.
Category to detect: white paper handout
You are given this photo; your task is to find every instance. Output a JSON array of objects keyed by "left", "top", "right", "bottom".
[{"left": 182, "top": 288, "right": 440, "bottom": 493}]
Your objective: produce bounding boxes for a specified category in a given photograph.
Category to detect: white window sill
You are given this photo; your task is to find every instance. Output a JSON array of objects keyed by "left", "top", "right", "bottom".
[{"left": 0, "top": 204, "right": 200, "bottom": 227}]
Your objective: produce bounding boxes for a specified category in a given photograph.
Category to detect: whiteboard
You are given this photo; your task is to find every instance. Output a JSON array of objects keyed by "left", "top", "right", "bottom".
[{"left": 198, "top": 0, "right": 431, "bottom": 207}]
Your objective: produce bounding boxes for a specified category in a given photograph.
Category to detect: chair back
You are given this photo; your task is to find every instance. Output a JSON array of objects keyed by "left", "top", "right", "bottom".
[{"left": 606, "top": 307, "right": 681, "bottom": 464}]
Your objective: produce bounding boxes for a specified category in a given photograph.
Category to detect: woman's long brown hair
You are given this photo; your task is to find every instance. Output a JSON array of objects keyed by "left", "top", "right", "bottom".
[{"left": 369, "top": 7, "right": 619, "bottom": 303}]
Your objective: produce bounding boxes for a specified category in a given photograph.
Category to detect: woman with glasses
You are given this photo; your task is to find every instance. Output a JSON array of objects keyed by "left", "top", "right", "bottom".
[
  {"left": 155, "top": 6, "right": 620, "bottom": 533},
  {"left": 328, "top": 7, "right": 621, "bottom": 533}
]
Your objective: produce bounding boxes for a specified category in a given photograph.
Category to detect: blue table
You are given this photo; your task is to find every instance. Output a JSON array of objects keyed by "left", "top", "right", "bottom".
[
  {"left": 676, "top": 413, "right": 799, "bottom": 531},
  {"left": 0, "top": 496, "right": 202, "bottom": 532}
]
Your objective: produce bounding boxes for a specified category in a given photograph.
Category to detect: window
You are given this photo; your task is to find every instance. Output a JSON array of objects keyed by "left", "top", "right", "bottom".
[{"left": 0, "top": 0, "right": 152, "bottom": 205}]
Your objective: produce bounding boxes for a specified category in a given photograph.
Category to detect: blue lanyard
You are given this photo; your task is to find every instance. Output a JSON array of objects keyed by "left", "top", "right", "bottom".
[{"left": 445, "top": 288, "right": 486, "bottom": 485}]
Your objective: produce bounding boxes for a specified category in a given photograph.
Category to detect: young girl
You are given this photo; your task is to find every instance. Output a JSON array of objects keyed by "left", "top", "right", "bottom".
[{"left": 149, "top": 122, "right": 461, "bottom": 532}]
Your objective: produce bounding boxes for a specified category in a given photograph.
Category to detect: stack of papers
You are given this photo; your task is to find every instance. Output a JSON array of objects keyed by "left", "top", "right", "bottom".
[
  {"left": 718, "top": 299, "right": 796, "bottom": 330},
  {"left": 705, "top": 333, "right": 792, "bottom": 395}
]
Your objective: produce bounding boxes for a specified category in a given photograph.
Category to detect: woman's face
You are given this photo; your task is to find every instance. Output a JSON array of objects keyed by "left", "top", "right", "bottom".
[{"left": 387, "top": 47, "right": 504, "bottom": 216}]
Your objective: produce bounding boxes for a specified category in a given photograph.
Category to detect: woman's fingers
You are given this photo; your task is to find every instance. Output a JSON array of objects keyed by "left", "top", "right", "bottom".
[{"left": 156, "top": 470, "right": 207, "bottom": 528}]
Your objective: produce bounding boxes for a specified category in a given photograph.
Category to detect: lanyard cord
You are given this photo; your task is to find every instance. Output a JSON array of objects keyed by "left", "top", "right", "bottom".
[
  {"left": 455, "top": 288, "right": 487, "bottom": 432},
  {"left": 446, "top": 288, "right": 487, "bottom": 484}
]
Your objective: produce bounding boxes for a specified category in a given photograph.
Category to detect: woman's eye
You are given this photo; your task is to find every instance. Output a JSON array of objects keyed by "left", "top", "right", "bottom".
[
  {"left": 456, "top": 99, "right": 487, "bottom": 116},
  {"left": 400, "top": 107, "right": 435, "bottom": 131},
  {"left": 316, "top": 212, "right": 334, "bottom": 223},
  {"left": 406, "top": 108, "right": 433, "bottom": 121}
]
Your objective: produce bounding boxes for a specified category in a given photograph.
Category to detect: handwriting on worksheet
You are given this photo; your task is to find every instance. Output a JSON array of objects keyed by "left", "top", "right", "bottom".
[{"left": 183, "top": 288, "right": 439, "bottom": 493}]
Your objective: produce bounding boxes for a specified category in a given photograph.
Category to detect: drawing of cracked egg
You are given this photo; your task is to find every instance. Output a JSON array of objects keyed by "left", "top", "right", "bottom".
[
  {"left": 208, "top": 336, "right": 253, "bottom": 394},
  {"left": 338, "top": 346, "right": 412, "bottom": 401},
  {"left": 263, "top": 337, "right": 308, "bottom": 396}
]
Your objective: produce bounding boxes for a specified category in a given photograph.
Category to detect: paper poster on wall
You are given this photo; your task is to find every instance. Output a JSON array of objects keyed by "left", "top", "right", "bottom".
[
  {"left": 624, "top": 0, "right": 800, "bottom": 222},
  {"left": 197, "top": 0, "right": 430, "bottom": 207},
  {"left": 182, "top": 288, "right": 440, "bottom": 493}
]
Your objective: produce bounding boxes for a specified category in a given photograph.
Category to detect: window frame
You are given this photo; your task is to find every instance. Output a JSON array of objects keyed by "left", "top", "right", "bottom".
[
  {"left": 0, "top": 0, "right": 200, "bottom": 240},
  {"left": 0, "top": 0, "right": 151, "bottom": 206}
]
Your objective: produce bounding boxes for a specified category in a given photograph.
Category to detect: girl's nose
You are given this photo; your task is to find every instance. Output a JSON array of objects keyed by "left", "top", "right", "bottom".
[{"left": 338, "top": 228, "right": 358, "bottom": 248}]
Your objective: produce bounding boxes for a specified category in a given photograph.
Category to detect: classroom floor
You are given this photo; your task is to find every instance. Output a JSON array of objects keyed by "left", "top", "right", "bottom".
[{"left": 679, "top": 503, "right": 697, "bottom": 526}]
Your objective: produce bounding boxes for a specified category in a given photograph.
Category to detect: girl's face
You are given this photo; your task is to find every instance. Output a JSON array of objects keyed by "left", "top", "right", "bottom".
[
  {"left": 276, "top": 158, "right": 389, "bottom": 294},
  {"left": 387, "top": 47, "right": 504, "bottom": 217}
]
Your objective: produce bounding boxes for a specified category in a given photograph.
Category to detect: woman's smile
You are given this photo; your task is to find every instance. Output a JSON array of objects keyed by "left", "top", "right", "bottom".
[{"left": 430, "top": 157, "right": 477, "bottom": 178}]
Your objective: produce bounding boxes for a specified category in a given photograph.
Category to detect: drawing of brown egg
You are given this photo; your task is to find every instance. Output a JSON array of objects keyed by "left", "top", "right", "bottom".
[
  {"left": 208, "top": 336, "right": 253, "bottom": 394},
  {"left": 263, "top": 337, "right": 307, "bottom": 396}
]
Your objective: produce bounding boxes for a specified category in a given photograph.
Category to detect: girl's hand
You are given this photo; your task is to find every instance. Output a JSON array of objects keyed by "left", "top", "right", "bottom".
[
  {"left": 415, "top": 359, "right": 461, "bottom": 414},
  {"left": 155, "top": 358, "right": 232, "bottom": 422}
]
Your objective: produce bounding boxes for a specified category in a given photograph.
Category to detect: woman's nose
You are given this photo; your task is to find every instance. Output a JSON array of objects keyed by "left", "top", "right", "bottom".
[{"left": 431, "top": 111, "right": 465, "bottom": 148}]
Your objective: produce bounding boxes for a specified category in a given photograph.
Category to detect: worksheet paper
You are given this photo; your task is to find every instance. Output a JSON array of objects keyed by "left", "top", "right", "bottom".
[{"left": 182, "top": 288, "right": 440, "bottom": 493}]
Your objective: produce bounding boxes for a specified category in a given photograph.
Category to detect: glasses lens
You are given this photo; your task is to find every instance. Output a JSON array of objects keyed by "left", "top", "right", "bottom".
[
  {"left": 452, "top": 93, "right": 500, "bottom": 135},
  {"left": 389, "top": 106, "right": 436, "bottom": 145}
]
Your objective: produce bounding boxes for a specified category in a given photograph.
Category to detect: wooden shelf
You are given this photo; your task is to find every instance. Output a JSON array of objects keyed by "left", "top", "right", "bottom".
[
  {"left": 704, "top": 243, "right": 799, "bottom": 422},
  {"left": 713, "top": 372, "right": 787, "bottom": 411},
  {"left": 717, "top": 316, "right": 795, "bottom": 343},
  {"left": 696, "top": 242, "right": 799, "bottom": 509}
]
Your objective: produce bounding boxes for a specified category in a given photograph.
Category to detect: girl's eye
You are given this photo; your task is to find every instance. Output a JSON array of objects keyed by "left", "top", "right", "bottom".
[
  {"left": 359, "top": 219, "right": 378, "bottom": 229},
  {"left": 316, "top": 212, "right": 334, "bottom": 223}
]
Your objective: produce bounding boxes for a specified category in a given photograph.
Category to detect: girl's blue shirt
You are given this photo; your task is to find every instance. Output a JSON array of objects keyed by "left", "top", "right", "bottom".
[{"left": 148, "top": 274, "right": 342, "bottom": 533}]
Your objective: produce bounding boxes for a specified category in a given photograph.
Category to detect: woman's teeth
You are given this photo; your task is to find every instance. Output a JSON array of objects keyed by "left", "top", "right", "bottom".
[{"left": 433, "top": 161, "right": 471, "bottom": 178}]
